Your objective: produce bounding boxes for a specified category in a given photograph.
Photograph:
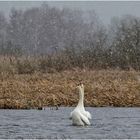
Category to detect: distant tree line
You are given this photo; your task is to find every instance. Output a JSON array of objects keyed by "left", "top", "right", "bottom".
[{"left": 0, "top": 3, "right": 140, "bottom": 71}]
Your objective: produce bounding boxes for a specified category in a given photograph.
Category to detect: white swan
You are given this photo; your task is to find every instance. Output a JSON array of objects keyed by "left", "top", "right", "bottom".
[{"left": 70, "top": 84, "right": 92, "bottom": 126}]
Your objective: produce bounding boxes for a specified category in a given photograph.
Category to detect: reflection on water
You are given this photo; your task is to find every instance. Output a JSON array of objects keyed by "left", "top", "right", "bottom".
[{"left": 0, "top": 107, "right": 140, "bottom": 139}]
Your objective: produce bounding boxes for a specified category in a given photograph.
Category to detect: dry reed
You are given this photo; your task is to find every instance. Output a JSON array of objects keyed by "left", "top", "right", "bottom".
[{"left": 0, "top": 69, "right": 140, "bottom": 109}]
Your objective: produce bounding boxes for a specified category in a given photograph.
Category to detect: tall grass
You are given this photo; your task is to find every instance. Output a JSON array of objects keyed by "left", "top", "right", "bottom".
[{"left": 0, "top": 64, "right": 140, "bottom": 109}]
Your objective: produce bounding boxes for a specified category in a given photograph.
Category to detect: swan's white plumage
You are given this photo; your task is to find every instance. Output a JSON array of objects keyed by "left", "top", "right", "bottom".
[
  {"left": 85, "top": 111, "right": 92, "bottom": 119},
  {"left": 71, "top": 109, "right": 90, "bottom": 126},
  {"left": 70, "top": 84, "right": 91, "bottom": 126}
]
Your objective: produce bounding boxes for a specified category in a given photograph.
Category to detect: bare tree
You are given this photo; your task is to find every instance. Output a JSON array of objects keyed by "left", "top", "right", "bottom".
[
  {"left": 110, "top": 15, "right": 140, "bottom": 69},
  {"left": 0, "top": 12, "right": 7, "bottom": 54}
]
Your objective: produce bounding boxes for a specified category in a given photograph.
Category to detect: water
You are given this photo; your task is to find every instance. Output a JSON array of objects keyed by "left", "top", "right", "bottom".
[{"left": 0, "top": 107, "right": 140, "bottom": 139}]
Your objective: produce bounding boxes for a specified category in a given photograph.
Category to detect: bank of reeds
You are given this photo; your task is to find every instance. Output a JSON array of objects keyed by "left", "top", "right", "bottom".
[{"left": 0, "top": 66, "right": 140, "bottom": 109}]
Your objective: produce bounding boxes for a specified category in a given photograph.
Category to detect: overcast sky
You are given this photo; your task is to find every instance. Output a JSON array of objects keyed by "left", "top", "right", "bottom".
[{"left": 0, "top": 1, "right": 140, "bottom": 24}]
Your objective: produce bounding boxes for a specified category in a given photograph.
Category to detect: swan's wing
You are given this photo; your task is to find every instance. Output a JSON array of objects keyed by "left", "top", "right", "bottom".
[
  {"left": 79, "top": 112, "right": 91, "bottom": 125},
  {"left": 71, "top": 111, "right": 85, "bottom": 126},
  {"left": 82, "top": 111, "right": 92, "bottom": 119},
  {"left": 86, "top": 111, "right": 92, "bottom": 119}
]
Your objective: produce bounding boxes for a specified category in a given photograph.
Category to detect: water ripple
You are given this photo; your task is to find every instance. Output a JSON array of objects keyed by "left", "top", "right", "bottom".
[{"left": 0, "top": 107, "right": 140, "bottom": 139}]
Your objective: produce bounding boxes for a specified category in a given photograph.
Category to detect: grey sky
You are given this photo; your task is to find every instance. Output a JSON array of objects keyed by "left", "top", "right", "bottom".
[{"left": 0, "top": 1, "right": 140, "bottom": 24}]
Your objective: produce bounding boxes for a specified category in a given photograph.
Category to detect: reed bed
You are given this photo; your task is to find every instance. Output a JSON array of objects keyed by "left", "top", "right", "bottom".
[{"left": 0, "top": 69, "right": 140, "bottom": 109}]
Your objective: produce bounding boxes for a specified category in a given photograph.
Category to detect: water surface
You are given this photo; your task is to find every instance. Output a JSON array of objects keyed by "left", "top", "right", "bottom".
[{"left": 0, "top": 107, "right": 140, "bottom": 139}]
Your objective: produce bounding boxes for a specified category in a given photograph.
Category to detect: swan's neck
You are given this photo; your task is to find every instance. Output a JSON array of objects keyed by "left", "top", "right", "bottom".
[{"left": 77, "top": 89, "right": 84, "bottom": 109}]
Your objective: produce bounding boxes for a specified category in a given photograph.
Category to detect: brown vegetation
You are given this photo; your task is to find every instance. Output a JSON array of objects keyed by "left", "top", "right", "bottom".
[
  {"left": 0, "top": 4, "right": 140, "bottom": 109},
  {"left": 0, "top": 68, "right": 140, "bottom": 109}
]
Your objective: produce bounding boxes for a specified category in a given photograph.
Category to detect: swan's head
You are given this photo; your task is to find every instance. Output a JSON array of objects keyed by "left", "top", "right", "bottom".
[{"left": 77, "top": 84, "right": 84, "bottom": 94}]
